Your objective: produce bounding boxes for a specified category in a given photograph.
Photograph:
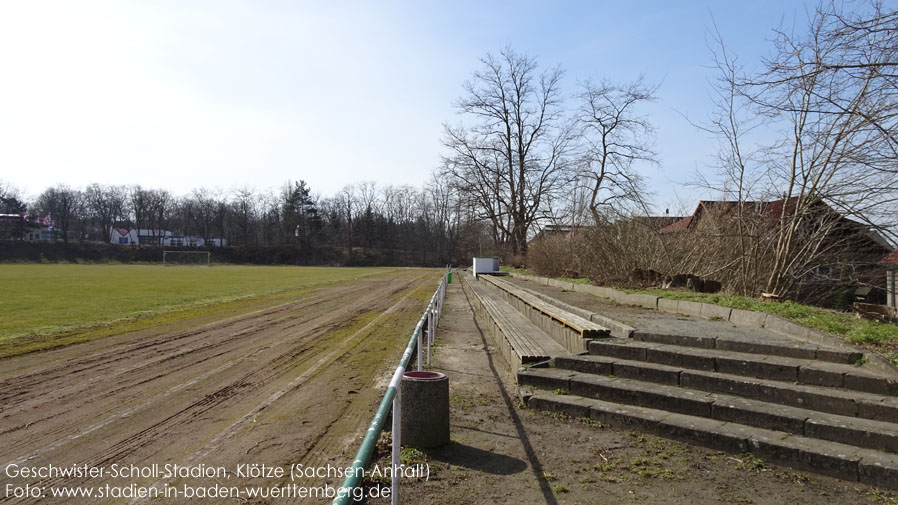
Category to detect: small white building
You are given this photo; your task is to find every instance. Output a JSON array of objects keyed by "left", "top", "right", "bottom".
[
  {"left": 23, "top": 223, "right": 58, "bottom": 241},
  {"left": 472, "top": 257, "right": 500, "bottom": 278},
  {"left": 111, "top": 228, "right": 171, "bottom": 245},
  {"left": 110, "top": 228, "right": 227, "bottom": 247},
  {"left": 0, "top": 215, "right": 59, "bottom": 241}
]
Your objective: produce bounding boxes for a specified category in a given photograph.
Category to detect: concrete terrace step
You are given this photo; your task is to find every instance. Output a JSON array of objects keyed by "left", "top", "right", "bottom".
[
  {"left": 551, "top": 355, "right": 898, "bottom": 421},
  {"left": 632, "top": 330, "right": 863, "bottom": 364},
  {"left": 461, "top": 274, "right": 567, "bottom": 368},
  {"left": 524, "top": 390, "right": 898, "bottom": 489},
  {"left": 519, "top": 367, "right": 898, "bottom": 454},
  {"left": 588, "top": 338, "right": 898, "bottom": 396},
  {"left": 478, "top": 274, "right": 608, "bottom": 353}
]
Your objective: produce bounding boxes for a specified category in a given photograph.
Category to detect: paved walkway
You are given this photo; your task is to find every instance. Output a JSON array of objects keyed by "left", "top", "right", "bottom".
[{"left": 396, "top": 280, "right": 562, "bottom": 504}]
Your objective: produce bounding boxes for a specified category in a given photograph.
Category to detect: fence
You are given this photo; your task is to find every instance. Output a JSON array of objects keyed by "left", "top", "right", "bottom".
[{"left": 333, "top": 267, "right": 449, "bottom": 505}]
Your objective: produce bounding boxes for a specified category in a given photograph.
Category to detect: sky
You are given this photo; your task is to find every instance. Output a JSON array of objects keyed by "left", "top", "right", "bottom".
[{"left": 0, "top": 0, "right": 836, "bottom": 211}]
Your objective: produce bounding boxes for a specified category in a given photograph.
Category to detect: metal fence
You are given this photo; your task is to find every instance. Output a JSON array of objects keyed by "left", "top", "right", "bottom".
[{"left": 333, "top": 267, "right": 449, "bottom": 505}]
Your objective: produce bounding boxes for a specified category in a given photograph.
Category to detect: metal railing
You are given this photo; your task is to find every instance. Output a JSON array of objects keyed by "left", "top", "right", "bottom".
[{"left": 333, "top": 267, "right": 449, "bottom": 505}]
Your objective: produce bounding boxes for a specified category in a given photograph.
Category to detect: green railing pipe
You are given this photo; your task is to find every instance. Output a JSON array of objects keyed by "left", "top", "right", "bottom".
[{"left": 332, "top": 273, "right": 447, "bottom": 505}]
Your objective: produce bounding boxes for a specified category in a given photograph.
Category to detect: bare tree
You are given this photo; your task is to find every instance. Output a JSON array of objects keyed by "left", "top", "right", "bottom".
[
  {"left": 231, "top": 186, "right": 257, "bottom": 246},
  {"left": 255, "top": 189, "right": 280, "bottom": 245},
  {"left": 685, "top": 24, "right": 774, "bottom": 296},
  {"left": 83, "top": 184, "right": 127, "bottom": 243},
  {"left": 576, "top": 77, "right": 658, "bottom": 223},
  {"left": 147, "top": 189, "right": 173, "bottom": 243},
  {"left": 336, "top": 185, "right": 356, "bottom": 260},
  {"left": 426, "top": 174, "right": 453, "bottom": 261},
  {"left": 357, "top": 181, "right": 378, "bottom": 255},
  {"left": 36, "top": 186, "right": 83, "bottom": 243},
  {"left": 395, "top": 185, "right": 417, "bottom": 256},
  {"left": 129, "top": 185, "right": 153, "bottom": 246},
  {"left": 184, "top": 188, "right": 218, "bottom": 242},
  {"left": 442, "top": 47, "right": 575, "bottom": 256},
  {"left": 0, "top": 181, "right": 18, "bottom": 202},
  {"left": 707, "top": 1, "right": 898, "bottom": 298}
]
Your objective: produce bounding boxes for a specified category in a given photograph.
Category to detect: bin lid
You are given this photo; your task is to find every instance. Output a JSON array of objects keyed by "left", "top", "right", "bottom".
[{"left": 403, "top": 371, "right": 446, "bottom": 381}]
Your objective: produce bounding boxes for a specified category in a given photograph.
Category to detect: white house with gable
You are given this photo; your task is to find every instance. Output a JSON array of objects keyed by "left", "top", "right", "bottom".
[{"left": 110, "top": 228, "right": 227, "bottom": 247}]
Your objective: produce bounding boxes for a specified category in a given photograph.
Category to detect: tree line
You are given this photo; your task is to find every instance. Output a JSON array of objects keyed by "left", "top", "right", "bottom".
[{"left": 0, "top": 178, "right": 494, "bottom": 266}]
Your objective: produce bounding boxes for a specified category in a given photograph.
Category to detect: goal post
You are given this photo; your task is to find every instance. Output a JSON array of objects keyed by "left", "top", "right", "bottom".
[{"left": 163, "top": 250, "right": 211, "bottom": 267}]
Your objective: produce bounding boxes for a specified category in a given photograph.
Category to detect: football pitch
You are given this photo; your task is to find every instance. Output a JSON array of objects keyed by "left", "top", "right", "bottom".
[
  {"left": 0, "top": 267, "right": 437, "bottom": 498},
  {"left": 0, "top": 264, "right": 399, "bottom": 352}
]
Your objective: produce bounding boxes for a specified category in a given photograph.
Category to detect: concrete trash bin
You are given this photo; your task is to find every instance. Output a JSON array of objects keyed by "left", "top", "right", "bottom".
[{"left": 400, "top": 371, "right": 449, "bottom": 448}]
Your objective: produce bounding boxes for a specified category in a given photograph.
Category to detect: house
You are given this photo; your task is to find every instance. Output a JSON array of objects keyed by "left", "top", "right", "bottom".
[
  {"left": 660, "top": 197, "right": 893, "bottom": 304},
  {"left": 110, "top": 228, "right": 227, "bottom": 247},
  {"left": 0, "top": 214, "right": 59, "bottom": 241},
  {"left": 660, "top": 197, "right": 890, "bottom": 251},
  {"left": 659, "top": 200, "right": 776, "bottom": 234},
  {"left": 111, "top": 228, "right": 172, "bottom": 246},
  {"left": 23, "top": 222, "right": 59, "bottom": 241}
]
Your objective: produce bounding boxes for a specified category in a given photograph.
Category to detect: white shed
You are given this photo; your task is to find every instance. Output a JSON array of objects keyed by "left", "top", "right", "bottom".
[{"left": 472, "top": 257, "right": 500, "bottom": 278}]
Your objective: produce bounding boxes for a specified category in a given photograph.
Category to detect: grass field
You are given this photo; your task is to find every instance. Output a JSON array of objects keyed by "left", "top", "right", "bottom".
[{"left": 0, "top": 264, "right": 398, "bottom": 343}]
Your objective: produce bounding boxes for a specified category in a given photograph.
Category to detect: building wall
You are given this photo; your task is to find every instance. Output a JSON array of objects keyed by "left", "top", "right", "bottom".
[{"left": 109, "top": 228, "right": 226, "bottom": 247}]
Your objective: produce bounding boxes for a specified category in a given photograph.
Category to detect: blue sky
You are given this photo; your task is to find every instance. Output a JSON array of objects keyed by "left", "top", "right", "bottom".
[{"left": 0, "top": 1, "right": 825, "bottom": 211}]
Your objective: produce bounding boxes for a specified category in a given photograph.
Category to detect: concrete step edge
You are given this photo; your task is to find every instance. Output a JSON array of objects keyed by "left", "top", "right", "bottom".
[
  {"left": 552, "top": 355, "right": 895, "bottom": 412},
  {"left": 525, "top": 391, "right": 898, "bottom": 489},
  {"left": 588, "top": 338, "right": 897, "bottom": 396},
  {"left": 632, "top": 329, "right": 862, "bottom": 364},
  {"left": 519, "top": 366, "right": 898, "bottom": 438}
]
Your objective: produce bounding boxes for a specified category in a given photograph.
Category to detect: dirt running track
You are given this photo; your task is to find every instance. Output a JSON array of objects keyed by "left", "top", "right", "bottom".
[{"left": 0, "top": 270, "right": 436, "bottom": 504}]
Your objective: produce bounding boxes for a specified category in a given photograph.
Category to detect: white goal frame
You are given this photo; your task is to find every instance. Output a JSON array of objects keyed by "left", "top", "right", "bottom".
[{"left": 163, "top": 250, "right": 211, "bottom": 267}]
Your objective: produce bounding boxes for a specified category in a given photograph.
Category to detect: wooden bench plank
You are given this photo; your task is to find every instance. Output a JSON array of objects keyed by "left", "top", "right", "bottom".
[
  {"left": 463, "top": 274, "right": 566, "bottom": 364},
  {"left": 481, "top": 275, "right": 608, "bottom": 338},
  {"left": 474, "top": 287, "right": 542, "bottom": 355}
]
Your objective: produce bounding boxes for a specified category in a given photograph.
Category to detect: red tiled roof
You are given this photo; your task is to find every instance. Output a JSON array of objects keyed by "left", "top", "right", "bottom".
[
  {"left": 658, "top": 215, "right": 693, "bottom": 233},
  {"left": 762, "top": 196, "right": 799, "bottom": 219},
  {"left": 659, "top": 201, "right": 706, "bottom": 233},
  {"left": 882, "top": 249, "right": 898, "bottom": 264},
  {"left": 634, "top": 216, "right": 686, "bottom": 230},
  {"left": 660, "top": 197, "right": 797, "bottom": 234}
]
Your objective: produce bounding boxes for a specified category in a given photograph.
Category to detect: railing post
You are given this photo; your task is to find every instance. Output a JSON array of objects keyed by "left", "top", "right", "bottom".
[
  {"left": 435, "top": 283, "right": 441, "bottom": 326},
  {"left": 417, "top": 318, "right": 423, "bottom": 372},
  {"left": 391, "top": 385, "right": 401, "bottom": 505},
  {"left": 426, "top": 311, "right": 431, "bottom": 364}
]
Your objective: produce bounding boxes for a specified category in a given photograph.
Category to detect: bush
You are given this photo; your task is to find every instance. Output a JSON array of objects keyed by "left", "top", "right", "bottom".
[{"left": 526, "top": 235, "right": 579, "bottom": 278}]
